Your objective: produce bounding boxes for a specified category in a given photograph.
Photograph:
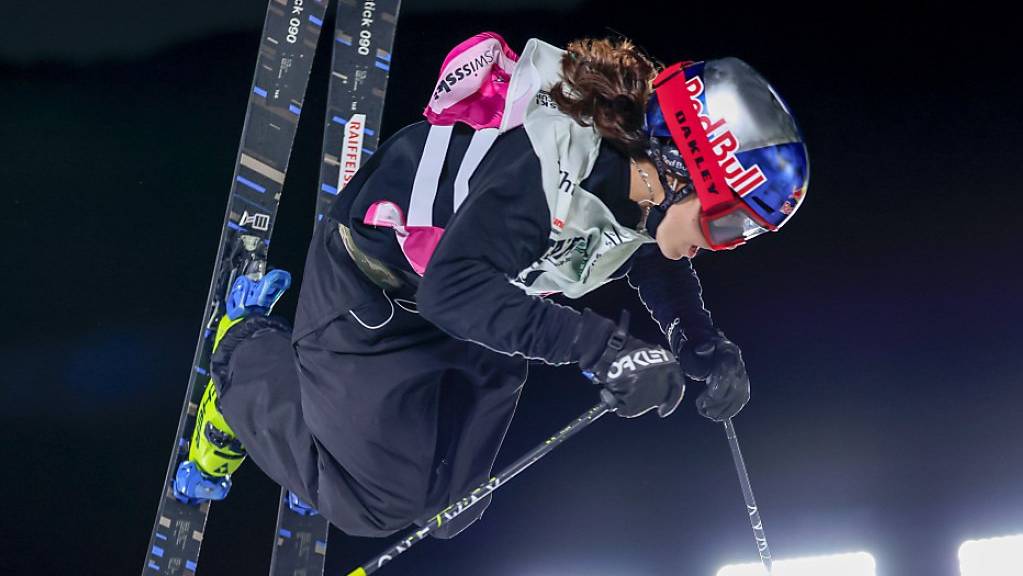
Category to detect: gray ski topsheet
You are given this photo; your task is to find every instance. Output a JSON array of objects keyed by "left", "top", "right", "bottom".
[
  {"left": 269, "top": 494, "right": 329, "bottom": 575},
  {"left": 142, "top": 1, "right": 330, "bottom": 573},
  {"left": 268, "top": 1, "right": 401, "bottom": 574},
  {"left": 313, "top": 0, "right": 400, "bottom": 220}
]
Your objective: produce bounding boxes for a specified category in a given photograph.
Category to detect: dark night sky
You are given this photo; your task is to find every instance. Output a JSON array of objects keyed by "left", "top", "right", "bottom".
[{"left": 2, "top": 1, "right": 1022, "bottom": 575}]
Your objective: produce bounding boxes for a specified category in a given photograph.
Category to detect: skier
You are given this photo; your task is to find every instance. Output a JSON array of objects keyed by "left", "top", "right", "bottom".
[{"left": 184, "top": 33, "right": 809, "bottom": 540}]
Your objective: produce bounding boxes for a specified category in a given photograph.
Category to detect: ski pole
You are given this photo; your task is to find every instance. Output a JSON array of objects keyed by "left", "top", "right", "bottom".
[
  {"left": 723, "top": 417, "right": 773, "bottom": 574},
  {"left": 345, "top": 400, "right": 615, "bottom": 576}
]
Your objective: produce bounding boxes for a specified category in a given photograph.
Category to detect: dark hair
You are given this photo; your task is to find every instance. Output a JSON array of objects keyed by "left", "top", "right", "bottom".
[{"left": 550, "top": 37, "right": 661, "bottom": 156}]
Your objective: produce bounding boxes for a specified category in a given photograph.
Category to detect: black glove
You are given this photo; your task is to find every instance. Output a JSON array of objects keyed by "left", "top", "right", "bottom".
[
  {"left": 583, "top": 310, "right": 685, "bottom": 418},
  {"left": 676, "top": 336, "right": 750, "bottom": 421}
]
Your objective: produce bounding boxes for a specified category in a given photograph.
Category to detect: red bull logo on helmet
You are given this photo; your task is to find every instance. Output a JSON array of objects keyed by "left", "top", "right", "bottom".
[{"left": 681, "top": 75, "right": 767, "bottom": 199}]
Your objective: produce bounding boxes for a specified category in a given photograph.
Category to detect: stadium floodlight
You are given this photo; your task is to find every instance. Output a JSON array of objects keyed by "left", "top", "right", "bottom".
[
  {"left": 958, "top": 533, "right": 1023, "bottom": 576},
  {"left": 716, "top": 551, "right": 876, "bottom": 576}
]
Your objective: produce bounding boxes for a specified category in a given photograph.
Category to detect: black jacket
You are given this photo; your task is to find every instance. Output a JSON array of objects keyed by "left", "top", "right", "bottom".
[{"left": 328, "top": 120, "right": 719, "bottom": 365}]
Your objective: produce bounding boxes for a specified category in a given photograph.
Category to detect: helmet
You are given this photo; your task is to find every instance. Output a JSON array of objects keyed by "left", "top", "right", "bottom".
[{"left": 642, "top": 57, "right": 809, "bottom": 250}]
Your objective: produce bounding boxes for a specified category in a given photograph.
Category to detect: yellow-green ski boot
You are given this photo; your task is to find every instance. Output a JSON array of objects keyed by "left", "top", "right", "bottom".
[{"left": 173, "top": 266, "right": 291, "bottom": 503}]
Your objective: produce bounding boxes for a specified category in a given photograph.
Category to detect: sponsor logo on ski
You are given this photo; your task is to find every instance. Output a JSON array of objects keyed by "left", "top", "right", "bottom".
[
  {"left": 285, "top": 0, "right": 305, "bottom": 44},
  {"left": 240, "top": 211, "right": 271, "bottom": 231},
  {"left": 432, "top": 44, "right": 500, "bottom": 100},
  {"left": 608, "top": 349, "right": 673, "bottom": 379},
  {"left": 339, "top": 114, "right": 367, "bottom": 190},
  {"left": 356, "top": 1, "right": 377, "bottom": 55}
]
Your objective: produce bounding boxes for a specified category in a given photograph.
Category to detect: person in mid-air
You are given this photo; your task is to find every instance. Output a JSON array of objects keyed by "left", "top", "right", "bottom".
[{"left": 182, "top": 32, "right": 809, "bottom": 539}]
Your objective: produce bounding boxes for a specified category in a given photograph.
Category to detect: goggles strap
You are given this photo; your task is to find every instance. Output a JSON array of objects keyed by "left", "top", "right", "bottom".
[{"left": 652, "top": 63, "right": 733, "bottom": 216}]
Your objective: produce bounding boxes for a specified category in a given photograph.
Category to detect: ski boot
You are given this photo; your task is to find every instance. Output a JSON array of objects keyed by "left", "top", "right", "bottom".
[{"left": 174, "top": 239, "right": 291, "bottom": 504}]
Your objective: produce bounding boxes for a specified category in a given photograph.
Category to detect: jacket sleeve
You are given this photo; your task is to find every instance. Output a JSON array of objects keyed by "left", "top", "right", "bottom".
[
  {"left": 626, "top": 244, "right": 722, "bottom": 352},
  {"left": 415, "top": 134, "right": 615, "bottom": 367}
]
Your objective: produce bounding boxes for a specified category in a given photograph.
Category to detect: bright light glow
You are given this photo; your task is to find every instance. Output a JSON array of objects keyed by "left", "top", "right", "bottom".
[
  {"left": 716, "top": 551, "right": 876, "bottom": 576},
  {"left": 959, "top": 533, "right": 1023, "bottom": 576}
]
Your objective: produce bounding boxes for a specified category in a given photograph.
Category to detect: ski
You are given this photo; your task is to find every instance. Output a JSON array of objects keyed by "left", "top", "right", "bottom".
[
  {"left": 268, "top": 492, "right": 329, "bottom": 575},
  {"left": 268, "top": 1, "right": 401, "bottom": 574},
  {"left": 142, "top": 1, "right": 330, "bottom": 574}
]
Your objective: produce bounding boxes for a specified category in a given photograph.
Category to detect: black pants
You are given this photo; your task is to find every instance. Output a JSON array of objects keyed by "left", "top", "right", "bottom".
[{"left": 214, "top": 217, "right": 527, "bottom": 539}]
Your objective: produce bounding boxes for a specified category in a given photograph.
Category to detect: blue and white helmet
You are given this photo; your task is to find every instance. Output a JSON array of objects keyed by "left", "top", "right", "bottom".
[{"left": 643, "top": 57, "right": 809, "bottom": 249}]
